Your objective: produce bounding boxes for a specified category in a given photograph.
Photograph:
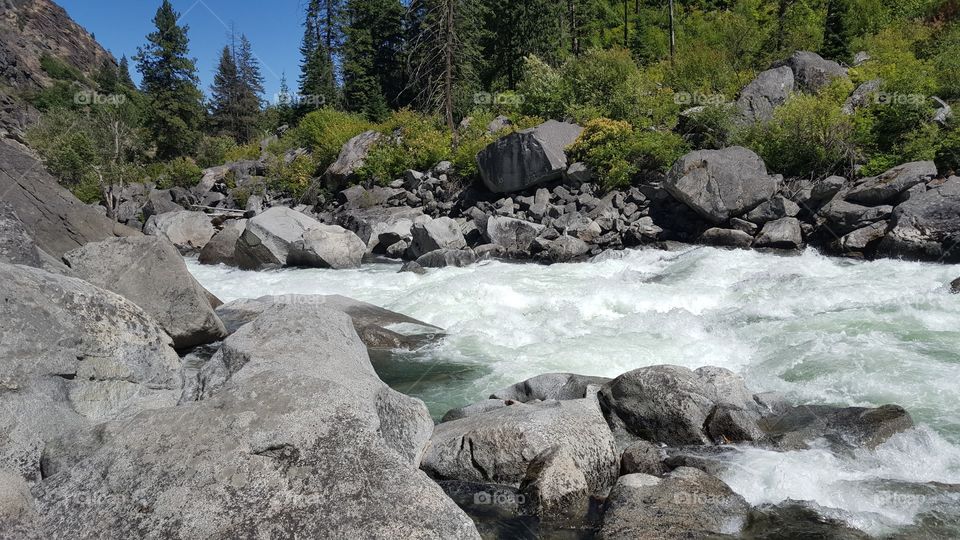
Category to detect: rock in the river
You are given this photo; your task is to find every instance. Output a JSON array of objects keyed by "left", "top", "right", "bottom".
[
  {"left": 664, "top": 147, "right": 781, "bottom": 223},
  {"left": 736, "top": 66, "right": 795, "bottom": 123},
  {"left": 0, "top": 202, "right": 42, "bottom": 267},
  {"left": 599, "top": 365, "right": 757, "bottom": 446},
  {"left": 699, "top": 228, "right": 753, "bottom": 249},
  {"left": 290, "top": 224, "right": 366, "bottom": 269},
  {"left": 485, "top": 216, "right": 545, "bottom": 253},
  {"left": 421, "top": 398, "right": 618, "bottom": 495},
  {"left": 235, "top": 206, "right": 322, "bottom": 270},
  {"left": 477, "top": 120, "right": 583, "bottom": 194},
  {"left": 845, "top": 161, "right": 937, "bottom": 206},
  {"left": 754, "top": 217, "right": 803, "bottom": 249},
  {"left": 540, "top": 235, "right": 590, "bottom": 262},
  {"left": 758, "top": 404, "right": 913, "bottom": 450},
  {"left": 877, "top": 176, "right": 960, "bottom": 262},
  {"left": 491, "top": 373, "right": 611, "bottom": 403},
  {"left": 774, "top": 51, "right": 847, "bottom": 93},
  {"left": 143, "top": 210, "right": 216, "bottom": 254},
  {"left": 599, "top": 468, "right": 749, "bottom": 539},
  {"left": 337, "top": 207, "right": 424, "bottom": 254},
  {"left": 410, "top": 217, "right": 467, "bottom": 258},
  {"left": 63, "top": 236, "right": 227, "bottom": 349},
  {"left": 951, "top": 277, "right": 960, "bottom": 294},
  {"left": 33, "top": 304, "right": 480, "bottom": 539},
  {"left": 744, "top": 195, "right": 800, "bottom": 224},
  {"left": 620, "top": 440, "right": 667, "bottom": 476},
  {"left": 416, "top": 248, "right": 478, "bottom": 268},
  {"left": 441, "top": 400, "right": 509, "bottom": 423},
  {"left": 818, "top": 198, "right": 893, "bottom": 235},
  {"left": 324, "top": 130, "right": 382, "bottom": 188},
  {"left": 0, "top": 139, "right": 138, "bottom": 258},
  {"left": 198, "top": 219, "right": 246, "bottom": 266},
  {"left": 519, "top": 447, "right": 590, "bottom": 522},
  {"left": 0, "top": 263, "right": 181, "bottom": 482}
]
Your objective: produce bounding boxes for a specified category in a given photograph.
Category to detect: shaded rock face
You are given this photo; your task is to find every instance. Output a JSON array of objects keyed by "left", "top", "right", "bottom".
[
  {"left": 143, "top": 210, "right": 216, "bottom": 254},
  {"left": 619, "top": 440, "right": 667, "bottom": 476},
  {"left": 421, "top": 398, "right": 619, "bottom": 496},
  {"left": 324, "top": 130, "right": 382, "bottom": 188},
  {"left": 0, "top": 263, "right": 182, "bottom": 482},
  {"left": 519, "top": 447, "right": 590, "bottom": 522},
  {"left": 0, "top": 201, "right": 41, "bottom": 266},
  {"left": 415, "top": 248, "right": 478, "bottom": 268},
  {"left": 197, "top": 219, "right": 246, "bottom": 266},
  {"left": 491, "top": 373, "right": 611, "bottom": 403},
  {"left": 32, "top": 305, "right": 480, "bottom": 540},
  {"left": 477, "top": 120, "right": 583, "bottom": 194},
  {"left": 664, "top": 147, "right": 781, "bottom": 224},
  {"left": 736, "top": 66, "right": 795, "bottom": 123},
  {"left": 410, "top": 217, "right": 467, "bottom": 258},
  {"left": 741, "top": 501, "right": 872, "bottom": 539},
  {"left": 336, "top": 206, "right": 424, "bottom": 254},
  {"left": 877, "top": 176, "right": 960, "bottom": 262},
  {"left": 699, "top": 227, "right": 753, "bottom": 249},
  {"left": 0, "top": 140, "right": 139, "bottom": 257},
  {"left": 758, "top": 404, "right": 914, "bottom": 450},
  {"left": 845, "top": 161, "right": 937, "bottom": 206},
  {"left": 234, "top": 206, "right": 323, "bottom": 270},
  {"left": 598, "top": 365, "right": 757, "bottom": 446},
  {"left": 62, "top": 236, "right": 227, "bottom": 349},
  {"left": 599, "top": 468, "right": 749, "bottom": 540}
]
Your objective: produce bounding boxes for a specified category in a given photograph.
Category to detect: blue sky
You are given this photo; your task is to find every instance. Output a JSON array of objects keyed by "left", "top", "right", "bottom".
[{"left": 58, "top": 0, "right": 306, "bottom": 102}]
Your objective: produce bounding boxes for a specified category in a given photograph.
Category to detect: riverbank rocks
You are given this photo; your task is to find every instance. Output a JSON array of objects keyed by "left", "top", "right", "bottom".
[
  {"left": 599, "top": 365, "right": 758, "bottom": 446},
  {"left": 519, "top": 446, "right": 590, "bottom": 522},
  {"left": 758, "top": 404, "right": 914, "bottom": 450},
  {"left": 845, "top": 161, "right": 937, "bottom": 206},
  {"left": 486, "top": 216, "right": 545, "bottom": 253},
  {"left": 0, "top": 263, "right": 182, "bottom": 482},
  {"left": 410, "top": 216, "right": 466, "bottom": 258},
  {"left": 33, "top": 304, "right": 480, "bottom": 539},
  {"left": 477, "top": 120, "right": 583, "bottom": 194},
  {"left": 198, "top": 219, "right": 246, "bottom": 266},
  {"left": 0, "top": 202, "right": 42, "bottom": 267},
  {"left": 699, "top": 227, "right": 753, "bottom": 249},
  {"left": 290, "top": 224, "right": 365, "bottom": 269},
  {"left": 416, "top": 248, "right": 479, "bottom": 268},
  {"left": 877, "top": 176, "right": 960, "bottom": 262},
  {"left": 664, "top": 147, "right": 781, "bottom": 223},
  {"left": 421, "top": 397, "right": 618, "bottom": 495},
  {"left": 736, "top": 66, "right": 794, "bottom": 123},
  {"left": 235, "top": 206, "right": 323, "bottom": 269},
  {"left": 620, "top": 440, "right": 667, "bottom": 476},
  {"left": 62, "top": 236, "right": 227, "bottom": 349},
  {"left": 336, "top": 206, "right": 424, "bottom": 254},
  {"left": 324, "top": 130, "right": 382, "bottom": 189},
  {"left": 598, "top": 468, "right": 749, "bottom": 539},
  {"left": 491, "top": 373, "right": 611, "bottom": 402},
  {"left": 143, "top": 210, "right": 216, "bottom": 254},
  {"left": 754, "top": 217, "right": 803, "bottom": 249}
]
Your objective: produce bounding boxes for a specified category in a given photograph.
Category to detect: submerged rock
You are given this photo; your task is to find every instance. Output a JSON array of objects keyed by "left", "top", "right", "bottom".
[{"left": 758, "top": 404, "right": 914, "bottom": 450}]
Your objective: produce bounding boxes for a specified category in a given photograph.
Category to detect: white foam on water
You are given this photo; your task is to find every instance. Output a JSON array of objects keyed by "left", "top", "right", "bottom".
[{"left": 187, "top": 246, "right": 960, "bottom": 534}]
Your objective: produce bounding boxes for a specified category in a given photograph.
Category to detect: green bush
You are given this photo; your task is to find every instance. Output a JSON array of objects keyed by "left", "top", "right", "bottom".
[
  {"left": 223, "top": 142, "right": 261, "bottom": 163},
  {"left": 27, "top": 81, "right": 82, "bottom": 111},
  {"left": 291, "top": 108, "right": 372, "bottom": 169},
  {"left": 357, "top": 110, "right": 451, "bottom": 185},
  {"left": 40, "top": 54, "right": 84, "bottom": 82},
  {"left": 196, "top": 136, "right": 239, "bottom": 168},
  {"left": 152, "top": 157, "right": 203, "bottom": 189},
  {"left": 451, "top": 111, "right": 543, "bottom": 180},
  {"left": 934, "top": 124, "right": 960, "bottom": 175},
  {"left": 568, "top": 118, "right": 687, "bottom": 191},
  {"left": 267, "top": 153, "right": 319, "bottom": 199},
  {"left": 677, "top": 104, "right": 738, "bottom": 150}
]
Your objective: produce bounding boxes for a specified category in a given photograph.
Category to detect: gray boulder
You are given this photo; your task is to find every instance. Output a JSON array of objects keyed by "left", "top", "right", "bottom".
[
  {"left": 420, "top": 397, "right": 618, "bottom": 495},
  {"left": 818, "top": 198, "right": 893, "bottom": 235},
  {"left": 758, "top": 404, "right": 913, "bottom": 450},
  {"left": 63, "top": 236, "right": 227, "bottom": 349},
  {"left": 0, "top": 263, "right": 181, "bottom": 482},
  {"left": 837, "top": 221, "right": 888, "bottom": 253},
  {"left": 736, "top": 66, "right": 795, "bottom": 123},
  {"left": 198, "top": 219, "right": 247, "bottom": 266},
  {"left": 415, "top": 248, "right": 478, "bottom": 268},
  {"left": 477, "top": 120, "right": 583, "bottom": 193},
  {"left": 699, "top": 228, "right": 753, "bottom": 249},
  {"left": 491, "top": 373, "right": 611, "bottom": 403},
  {"left": 324, "top": 130, "right": 382, "bottom": 188},
  {"left": 0, "top": 202, "right": 41, "bottom": 267},
  {"left": 0, "top": 468, "right": 41, "bottom": 538},
  {"left": 620, "top": 440, "right": 667, "bottom": 476},
  {"left": 337, "top": 207, "right": 424, "bottom": 254},
  {"left": 519, "top": 447, "right": 590, "bottom": 522},
  {"left": 485, "top": 216, "right": 545, "bottom": 253},
  {"left": 754, "top": 217, "right": 803, "bottom": 249},
  {"left": 598, "top": 365, "right": 757, "bottom": 446},
  {"left": 599, "top": 468, "right": 749, "bottom": 539},
  {"left": 540, "top": 235, "right": 590, "bottom": 262},
  {"left": 664, "top": 147, "right": 781, "bottom": 223},
  {"left": 290, "top": 224, "right": 366, "bottom": 269},
  {"left": 34, "top": 304, "right": 480, "bottom": 539},
  {"left": 744, "top": 195, "right": 800, "bottom": 224},
  {"left": 877, "top": 177, "right": 960, "bottom": 262},
  {"left": 845, "top": 161, "right": 937, "bottom": 206},
  {"left": 143, "top": 210, "right": 216, "bottom": 254},
  {"left": 774, "top": 51, "right": 847, "bottom": 93},
  {"left": 441, "top": 400, "right": 509, "bottom": 423},
  {"left": 141, "top": 189, "right": 183, "bottom": 219},
  {"left": 235, "top": 206, "right": 322, "bottom": 270},
  {"left": 843, "top": 79, "right": 882, "bottom": 115},
  {"left": 410, "top": 217, "right": 467, "bottom": 258}
]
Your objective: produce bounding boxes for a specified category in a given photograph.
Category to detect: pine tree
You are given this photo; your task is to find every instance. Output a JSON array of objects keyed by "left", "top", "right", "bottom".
[
  {"left": 134, "top": 0, "right": 204, "bottom": 159},
  {"left": 209, "top": 45, "right": 243, "bottom": 140},
  {"left": 95, "top": 59, "right": 120, "bottom": 94},
  {"left": 341, "top": 0, "right": 405, "bottom": 120},
  {"left": 276, "top": 73, "right": 296, "bottom": 126},
  {"left": 299, "top": 0, "right": 340, "bottom": 112},
  {"left": 482, "top": 0, "right": 567, "bottom": 88},
  {"left": 821, "top": 0, "right": 852, "bottom": 63},
  {"left": 117, "top": 56, "right": 136, "bottom": 89},
  {"left": 235, "top": 34, "right": 265, "bottom": 142}
]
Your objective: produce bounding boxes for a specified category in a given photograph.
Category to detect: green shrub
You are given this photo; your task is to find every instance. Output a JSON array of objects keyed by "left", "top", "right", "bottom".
[
  {"left": 196, "top": 135, "right": 239, "bottom": 168},
  {"left": 27, "top": 81, "right": 82, "bottom": 111},
  {"left": 677, "top": 104, "right": 738, "bottom": 150},
  {"left": 291, "top": 108, "right": 372, "bottom": 169},
  {"left": 934, "top": 124, "right": 960, "bottom": 175},
  {"left": 568, "top": 118, "right": 687, "bottom": 191},
  {"left": 40, "top": 54, "right": 84, "bottom": 82},
  {"left": 267, "top": 153, "right": 319, "bottom": 199},
  {"left": 223, "top": 142, "right": 261, "bottom": 163},
  {"left": 152, "top": 157, "right": 203, "bottom": 189},
  {"left": 357, "top": 110, "right": 451, "bottom": 185}
]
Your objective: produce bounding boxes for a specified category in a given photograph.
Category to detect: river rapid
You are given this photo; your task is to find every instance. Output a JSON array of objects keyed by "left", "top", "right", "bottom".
[{"left": 187, "top": 246, "right": 960, "bottom": 537}]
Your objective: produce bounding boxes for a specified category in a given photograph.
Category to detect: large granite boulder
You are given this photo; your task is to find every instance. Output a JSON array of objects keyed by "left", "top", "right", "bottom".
[
  {"left": 664, "top": 147, "right": 781, "bottom": 223},
  {"left": 410, "top": 217, "right": 467, "bottom": 258},
  {"left": 845, "top": 161, "right": 937, "bottom": 206},
  {"left": 32, "top": 304, "right": 480, "bottom": 539},
  {"left": 63, "top": 236, "right": 227, "bottom": 349},
  {"left": 197, "top": 219, "right": 246, "bottom": 266},
  {"left": 736, "top": 66, "right": 795, "bottom": 123},
  {"left": 0, "top": 202, "right": 41, "bottom": 267},
  {"left": 754, "top": 217, "right": 803, "bottom": 249},
  {"left": 877, "top": 176, "right": 960, "bottom": 262},
  {"left": 324, "top": 130, "right": 382, "bottom": 189},
  {"left": 599, "top": 468, "right": 750, "bottom": 539},
  {"left": 774, "top": 51, "right": 847, "bottom": 93},
  {"left": 0, "top": 139, "right": 138, "bottom": 258},
  {"left": 143, "top": 210, "right": 216, "bottom": 254},
  {"left": 415, "top": 248, "right": 479, "bottom": 268},
  {"left": 234, "top": 206, "right": 322, "bottom": 270},
  {"left": 598, "top": 365, "right": 758, "bottom": 446},
  {"left": 0, "top": 263, "right": 182, "bottom": 482},
  {"left": 477, "top": 120, "right": 583, "bottom": 194},
  {"left": 818, "top": 197, "right": 893, "bottom": 235},
  {"left": 420, "top": 397, "right": 618, "bottom": 495},
  {"left": 758, "top": 404, "right": 914, "bottom": 450},
  {"left": 290, "top": 224, "right": 366, "bottom": 269}
]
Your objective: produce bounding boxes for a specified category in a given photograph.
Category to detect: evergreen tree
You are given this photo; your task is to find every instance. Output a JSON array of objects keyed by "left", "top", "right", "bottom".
[
  {"left": 821, "top": 0, "right": 852, "bottom": 63},
  {"left": 208, "top": 45, "right": 243, "bottom": 140},
  {"left": 236, "top": 34, "right": 265, "bottom": 141},
  {"left": 117, "top": 55, "right": 136, "bottom": 89},
  {"left": 276, "top": 73, "right": 296, "bottom": 126},
  {"left": 299, "top": 0, "right": 340, "bottom": 111},
  {"left": 94, "top": 59, "right": 120, "bottom": 94},
  {"left": 134, "top": 0, "right": 204, "bottom": 159},
  {"left": 482, "top": 0, "right": 567, "bottom": 88},
  {"left": 342, "top": 0, "right": 405, "bottom": 120}
]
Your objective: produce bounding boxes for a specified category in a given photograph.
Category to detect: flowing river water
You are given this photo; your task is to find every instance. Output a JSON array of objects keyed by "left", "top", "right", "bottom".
[{"left": 187, "top": 246, "right": 960, "bottom": 537}]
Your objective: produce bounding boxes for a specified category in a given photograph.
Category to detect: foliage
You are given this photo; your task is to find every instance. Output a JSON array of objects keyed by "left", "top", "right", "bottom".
[
  {"left": 150, "top": 157, "right": 203, "bottom": 189},
  {"left": 40, "top": 54, "right": 85, "bottom": 82},
  {"left": 935, "top": 123, "right": 960, "bottom": 175},
  {"left": 292, "top": 108, "right": 372, "bottom": 168},
  {"left": 358, "top": 110, "right": 451, "bottom": 184},
  {"left": 268, "top": 153, "right": 319, "bottom": 198},
  {"left": 341, "top": 0, "right": 405, "bottom": 121},
  {"left": 223, "top": 142, "right": 262, "bottom": 163},
  {"left": 677, "top": 104, "right": 739, "bottom": 150},
  {"left": 196, "top": 135, "right": 239, "bottom": 168}
]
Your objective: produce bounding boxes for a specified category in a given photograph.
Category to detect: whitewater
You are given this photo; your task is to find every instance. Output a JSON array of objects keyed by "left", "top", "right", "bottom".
[{"left": 187, "top": 246, "right": 960, "bottom": 537}]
